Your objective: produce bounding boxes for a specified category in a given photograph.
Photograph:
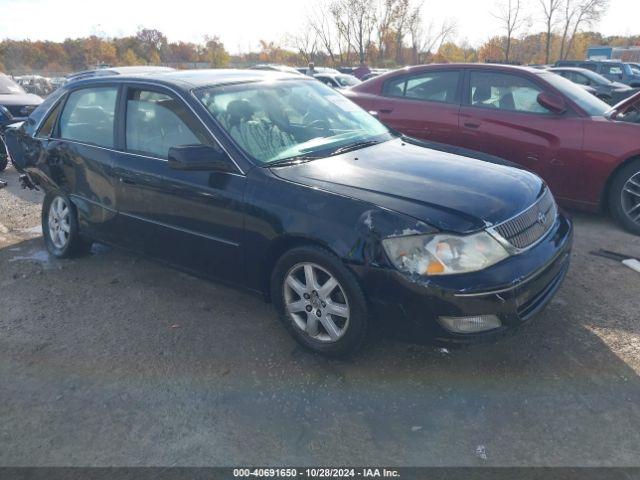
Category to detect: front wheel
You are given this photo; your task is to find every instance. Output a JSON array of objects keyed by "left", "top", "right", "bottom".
[
  {"left": 609, "top": 159, "right": 640, "bottom": 235},
  {"left": 42, "top": 192, "right": 92, "bottom": 257},
  {"left": 271, "top": 245, "right": 369, "bottom": 357}
]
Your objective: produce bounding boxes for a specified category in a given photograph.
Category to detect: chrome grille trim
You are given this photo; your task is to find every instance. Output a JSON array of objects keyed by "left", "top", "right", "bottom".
[{"left": 489, "top": 188, "right": 557, "bottom": 252}]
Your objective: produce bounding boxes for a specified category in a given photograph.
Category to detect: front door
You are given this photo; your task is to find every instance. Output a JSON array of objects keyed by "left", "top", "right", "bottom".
[
  {"left": 111, "top": 84, "right": 246, "bottom": 285},
  {"left": 458, "top": 70, "right": 584, "bottom": 201}
]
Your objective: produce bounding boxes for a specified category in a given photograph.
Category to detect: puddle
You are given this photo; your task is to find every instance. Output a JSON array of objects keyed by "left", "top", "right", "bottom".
[
  {"left": 21, "top": 225, "right": 43, "bottom": 235},
  {"left": 9, "top": 249, "right": 50, "bottom": 264}
]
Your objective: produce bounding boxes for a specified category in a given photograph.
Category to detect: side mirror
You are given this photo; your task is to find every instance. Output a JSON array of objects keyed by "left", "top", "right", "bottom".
[
  {"left": 168, "top": 145, "right": 235, "bottom": 172},
  {"left": 537, "top": 92, "right": 567, "bottom": 115}
]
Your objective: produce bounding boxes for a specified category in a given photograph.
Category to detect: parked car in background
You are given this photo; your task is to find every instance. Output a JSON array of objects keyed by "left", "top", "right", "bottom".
[
  {"left": 0, "top": 73, "right": 43, "bottom": 171},
  {"left": 554, "top": 60, "right": 640, "bottom": 87},
  {"left": 549, "top": 67, "right": 637, "bottom": 104},
  {"left": 296, "top": 66, "right": 341, "bottom": 76},
  {"left": 65, "top": 66, "right": 175, "bottom": 84},
  {"left": 344, "top": 64, "right": 640, "bottom": 234},
  {"left": 314, "top": 72, "right": 361, "bottom": 89},
  {"left": 249, "top": 64, "right": 304, "bottom": 76},
  {"left": 15, "top": 75, "right": 55, "bottom": 96},
  {"left": 4, "top": 69, "right": 572, "bottom": 355}
]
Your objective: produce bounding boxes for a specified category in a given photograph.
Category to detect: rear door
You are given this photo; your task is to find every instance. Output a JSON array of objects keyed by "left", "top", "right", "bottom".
[
  {"left": 110, "top": 83, "right": 246, "bottom": 285},
  {"left": 458, "top": 69, "right": 584, "bottom": 199},
  {"left": 48, "top": 84, "right": 121, "bottom": 240},
  {"left": 370, "top": 69, "right": 462, "bottom": 145}
]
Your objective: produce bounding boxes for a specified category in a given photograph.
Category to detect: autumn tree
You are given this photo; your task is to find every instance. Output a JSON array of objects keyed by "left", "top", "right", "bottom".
[{"left": 203, "top": 36, "right": 229, "bottom": 67}]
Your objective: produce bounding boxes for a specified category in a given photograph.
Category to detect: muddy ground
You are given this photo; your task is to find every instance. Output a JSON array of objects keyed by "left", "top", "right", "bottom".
[{"left": 1, "top": 164, "right": 639, "bottom": 466}]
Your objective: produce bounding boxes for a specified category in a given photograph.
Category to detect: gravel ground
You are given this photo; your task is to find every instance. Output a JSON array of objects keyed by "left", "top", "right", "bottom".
[{"left": 1, "top": 164, "right": 640, "bottom": 466}]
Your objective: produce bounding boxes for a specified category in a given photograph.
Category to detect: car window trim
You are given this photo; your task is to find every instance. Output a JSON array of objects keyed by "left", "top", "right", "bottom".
[
  {"left": 119, "top": 80, "right": 245, "bottom": 175},
  {"left": 52, "top": 83, "right": 122, "bottom": 149},
  {"left": 381, "top": 69, "right": 463, "bottom": 105},
  {"left": 34, "top": 93, "right": 67, "bottom": 140}
]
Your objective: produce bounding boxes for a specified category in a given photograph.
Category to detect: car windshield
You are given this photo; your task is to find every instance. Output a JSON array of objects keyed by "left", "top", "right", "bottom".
[
  {"left": 0, "top": 74, "right": 26, "bottom": 95},
  {"left": 336, "top": 75, "right": 361, "bottom": 87},
  {"left": 539, "top": 72, "right": 610, "bottom": 116},
  {"left": 196, "top": 79, "right": 392, "bottom": 164}
]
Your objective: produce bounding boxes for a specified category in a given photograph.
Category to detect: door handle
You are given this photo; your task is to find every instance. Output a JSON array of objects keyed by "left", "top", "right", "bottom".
[
  {"left": 464, "top": 122, "right": 480, "bottom": 129},
  {"left": 378, "top": 108, "right": 393, "bottom": 114},
  {"left": 119, "top": 177, "right": 136, "bottom": 185}
]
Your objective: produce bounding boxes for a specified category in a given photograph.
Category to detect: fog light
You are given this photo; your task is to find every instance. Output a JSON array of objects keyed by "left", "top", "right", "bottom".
[{"left": 438, "top": 315, "right": 502, "bottom": 333}]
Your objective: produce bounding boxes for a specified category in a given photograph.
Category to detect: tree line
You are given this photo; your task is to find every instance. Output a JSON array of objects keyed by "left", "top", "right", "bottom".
[{"left": 1, "top": 0, "right": 639, "bottom": 76}]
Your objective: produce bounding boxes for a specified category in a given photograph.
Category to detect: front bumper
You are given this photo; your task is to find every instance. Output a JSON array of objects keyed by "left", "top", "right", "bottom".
[{"left": 356, "top": 212, "right": 573, "bottom": 342}]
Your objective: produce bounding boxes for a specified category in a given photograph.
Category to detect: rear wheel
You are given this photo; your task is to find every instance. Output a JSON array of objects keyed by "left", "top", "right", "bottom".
[
  {"left": 609, "top": 159, "right": 640, "bottom": 235},
  {"left": 271, "top": 245, "right": 369, "bottom": 356},
  {"left": 42, "top": 192, "right": 92, "bottom": 258}
]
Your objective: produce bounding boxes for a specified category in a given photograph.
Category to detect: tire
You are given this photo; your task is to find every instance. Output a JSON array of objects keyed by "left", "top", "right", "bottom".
[
  {"left": 270, "top": 245, "right": 369, "bottom": 357},
  {"left": 42, "top": 191, "right": 92, "bottom": 258},
  {"left": 609, "top": 158, "right": 640, "bottom": 235}
]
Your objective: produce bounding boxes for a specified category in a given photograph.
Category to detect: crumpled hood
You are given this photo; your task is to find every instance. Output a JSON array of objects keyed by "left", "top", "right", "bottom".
[{"left": 270, "top": 138, "right": 544, "bottom": 233}]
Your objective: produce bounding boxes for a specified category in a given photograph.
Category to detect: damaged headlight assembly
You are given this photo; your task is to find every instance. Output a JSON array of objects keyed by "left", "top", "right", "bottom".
[{"left": 382, "top": 231, "right": 510, "bottom": 276}]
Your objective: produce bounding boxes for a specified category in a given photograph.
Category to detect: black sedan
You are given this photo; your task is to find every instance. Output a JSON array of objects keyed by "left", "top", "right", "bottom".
[
  {"left": 549, "top": 67, "right": 638, "bottom": 104},
  {"left": 5, "top": 69, "right": 572, "bottom": 355}
]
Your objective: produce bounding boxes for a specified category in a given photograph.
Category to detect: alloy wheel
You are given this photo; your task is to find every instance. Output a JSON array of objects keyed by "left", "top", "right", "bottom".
[
  {"left": 283, "top": 262, "right": 350, "bottom": 343},
  {"left": 621, "top": 171, "right": 640, "bottom": 226},
  {"left": 48, "top": 196, "right": 71, "bottom": 249}
]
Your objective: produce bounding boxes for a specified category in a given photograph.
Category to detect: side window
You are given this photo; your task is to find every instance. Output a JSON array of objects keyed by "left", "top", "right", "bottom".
[
  {"left": 602, "top": 65, "right": 623, "bottom": 76},
  {"left": 36, "top": 100, "right": 63, "bottom": 138},
  {"left": 382, "top": 76, "right": 407, "bottom": 97},
  {"left": 580, "top": 63, "right": 598, "bottom": 72},
  {"left": 469, "top": 71, "right": 548, "bottom": 114},
  {"left": 125, "top": 88, "right": 212, "bottom": 159},
  {"left": 573, "top": 73, "right": 590, "bottom": 85},
  {"left": 58, "top": 87, "right": 118, "bottom": 148},
  {"left": 404, "top": 71, "right": 460, "bottom": 103}
]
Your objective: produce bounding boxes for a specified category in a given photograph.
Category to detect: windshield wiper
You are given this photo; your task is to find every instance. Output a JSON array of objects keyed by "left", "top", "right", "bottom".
[
  {"left": 328, "top": 139, "right": 381, "bottom": 156},
  {"left": 267, "top": 139, "right": 385, "bottom": 168},
  {"left": 267, "top": 155, "right": 324, "bottom": 168}
]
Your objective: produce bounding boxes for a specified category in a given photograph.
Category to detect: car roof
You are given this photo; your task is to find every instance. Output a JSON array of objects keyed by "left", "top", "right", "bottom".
[{"left": 64, "top": 68, "right": 311, "bottom": 91}]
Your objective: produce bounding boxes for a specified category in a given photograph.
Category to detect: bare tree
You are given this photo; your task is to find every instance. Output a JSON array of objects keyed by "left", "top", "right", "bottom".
[
  {"left": 560, "top": 0, "right": 609, "bottom": 59},
  {"left": 393, "top": 0, "right": 411, "bottom": 64},
  {"left": 493, "top": 0, "right": 527, "bottom": 62},
  {"left": 345, "top": 0, "right": 377, "bottom": 64},
  {"left": 539, "top": 0, "right": 562, "bottom": 64},
  {"left": 308, "top": 3, "right": 338, "bottom": 64},
  {"left": 376, "top": 0, "right": 399, "bottom": 62},
  {"left": 408, "top": 10, "right": 457, "bottom": 64},
  {"left": 287, "top": 27, "right": 319, "bottom": 64}
]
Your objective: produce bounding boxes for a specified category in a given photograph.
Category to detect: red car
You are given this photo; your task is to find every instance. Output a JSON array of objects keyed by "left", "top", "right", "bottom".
[{"left": 344, "top": 64, "right": 640, "bottom": 234}]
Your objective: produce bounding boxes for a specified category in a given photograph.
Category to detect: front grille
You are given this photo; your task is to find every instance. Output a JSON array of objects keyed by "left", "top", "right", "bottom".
[{"left": 494, "top": 188, "right": 557, "bottom": 250}]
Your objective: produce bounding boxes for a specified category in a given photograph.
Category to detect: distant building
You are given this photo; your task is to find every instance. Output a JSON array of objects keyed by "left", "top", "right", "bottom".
[{"left": 587, "top": 46, "right": 640, "bottom": 62}]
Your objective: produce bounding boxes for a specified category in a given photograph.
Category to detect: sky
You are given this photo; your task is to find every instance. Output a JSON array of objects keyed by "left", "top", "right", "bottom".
[{"left": 0, "top": 0, "right": 638, "bottom": 53}]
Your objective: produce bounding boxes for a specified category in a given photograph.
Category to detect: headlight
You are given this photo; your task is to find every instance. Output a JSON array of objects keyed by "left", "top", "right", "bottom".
[{"left": 382, "top": 231, "right": 510, "bottom": 276}]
